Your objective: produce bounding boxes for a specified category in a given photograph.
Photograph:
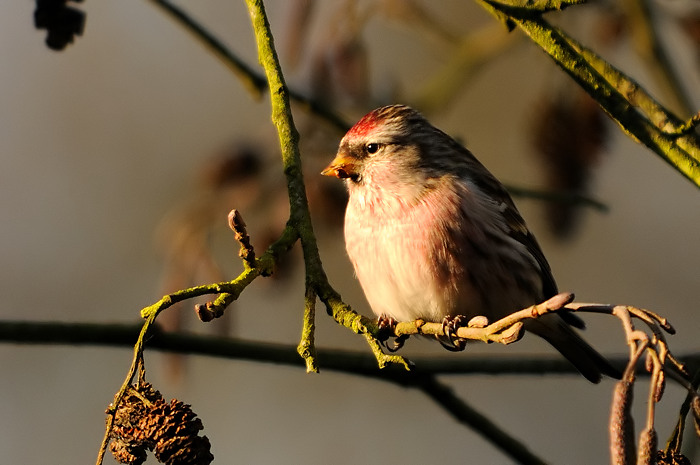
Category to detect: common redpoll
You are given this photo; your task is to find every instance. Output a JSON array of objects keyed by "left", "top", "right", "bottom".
[{"left": 322, "top": 105, "right": 618, "bottom": 383}]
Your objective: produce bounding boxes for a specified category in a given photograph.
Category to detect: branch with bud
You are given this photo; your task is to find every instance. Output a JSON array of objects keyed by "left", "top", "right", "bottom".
[{"left": 91, "top": 1, "right": 700, "bottom": 464}]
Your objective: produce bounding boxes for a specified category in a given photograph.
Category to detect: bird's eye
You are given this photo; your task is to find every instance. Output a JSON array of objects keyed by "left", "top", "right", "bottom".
[{"left": 365, "top": 143, "right": 380, "bottom": 154}]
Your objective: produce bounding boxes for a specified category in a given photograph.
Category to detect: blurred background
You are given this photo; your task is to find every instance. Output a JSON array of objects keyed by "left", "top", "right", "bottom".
[{"left": 1, "top": 0, "right": 699, "bottom": 463}]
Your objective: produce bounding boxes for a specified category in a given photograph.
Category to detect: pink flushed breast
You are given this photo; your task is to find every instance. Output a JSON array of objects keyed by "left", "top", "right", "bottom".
[{"left": 345, "top": 177, "right": 479, "bottom": 322}]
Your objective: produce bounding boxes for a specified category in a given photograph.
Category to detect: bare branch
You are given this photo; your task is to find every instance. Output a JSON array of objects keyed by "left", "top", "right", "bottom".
[
  {"left": 149, "top": 0, "right": 351, "bottom": 132},
  {"left": 622, "top": 0, "right": 695, "bottom": 117},
  {"left": 149, "top": 0, "right": 266, "bottom": 98},
  {"left": 477, "top": 0, "right": 700, "bottom": 189}
]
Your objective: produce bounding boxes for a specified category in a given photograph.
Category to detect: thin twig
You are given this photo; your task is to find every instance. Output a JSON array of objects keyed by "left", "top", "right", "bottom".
[
  {"left": 149, "top": 0, "right": 266, "bottom": 98},
  {"left": 95, "top": 314, "right": 154, "bottom": 465},
  {"left": 505, "top": 184, "right": 609, "bottom": 212},
  {"left": 665, "top": 370, "right": 700, "bottom": 455},
  {"left": 96, "top": 215, "right": 300, "bottom": 463},
  {"left": 623, "top": 0, "right": 694, "bottom": 118},
  {"left": 149, "top": 0, "right": 351, "bottom": 132}
]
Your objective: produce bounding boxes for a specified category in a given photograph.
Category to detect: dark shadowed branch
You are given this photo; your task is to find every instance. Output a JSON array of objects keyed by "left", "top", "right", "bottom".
[{"left": 149, "top": 0, "right": 351, "bottom": 132}]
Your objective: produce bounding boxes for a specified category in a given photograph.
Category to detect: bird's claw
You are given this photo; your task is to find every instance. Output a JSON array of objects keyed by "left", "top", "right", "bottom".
[
  {"left": 377, "top": 315, "right": 408, "bottom": 352},
  {"left": 438, "top": 315, "right": 468, "bottom": 352},
  {"left": 377, "top": 314, "right": 397, "bottom": 339}
]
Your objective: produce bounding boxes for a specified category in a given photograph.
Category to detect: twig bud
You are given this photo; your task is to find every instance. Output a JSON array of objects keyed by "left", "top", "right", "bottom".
[
  {"left": 545, "top": 292, "right": 575, "bottom": 310},
  {"left": 467, "top": 316, "right": 489, "bottom": 328},
  {"left": 228, "top": 209, "right": 256, "bottom": 266}
]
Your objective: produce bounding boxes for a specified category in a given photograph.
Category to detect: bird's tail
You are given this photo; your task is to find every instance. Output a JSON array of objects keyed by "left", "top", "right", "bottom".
[{"left": 525, "top": 314, "right": 621, "bottom": 383}]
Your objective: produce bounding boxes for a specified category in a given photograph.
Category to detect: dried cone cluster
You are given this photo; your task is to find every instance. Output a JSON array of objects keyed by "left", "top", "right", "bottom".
[
  {"left": 109, "top": 383, "right": 214, "bottom": 465},
  {"left": 656, "top": 450, "right": 691, "bottom": 465}
]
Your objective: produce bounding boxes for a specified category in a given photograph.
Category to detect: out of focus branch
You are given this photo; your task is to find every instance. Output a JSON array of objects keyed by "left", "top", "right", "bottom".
[
  {"left": 623, "top": 0, "right": 694, "bottom": 118},
  {"left": 149, "top": 0, "right": 351, "bottom": 132},
  {"left": 2, "top": 320, "right": 699, "bottom": 377},
  {"left": 478, "top": 0, "right": 700, "bottom": 189},
  {"left": 505, "top": 184, "right": 609, "bottom": 212},
  {"left": 149, "top": 0, "right": 266, "bottom": 98}
]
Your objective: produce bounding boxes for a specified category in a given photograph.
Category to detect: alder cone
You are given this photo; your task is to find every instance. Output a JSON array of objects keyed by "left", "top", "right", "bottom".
[{"left": 109, "top": 383, "right": 213, "bottom": 465}]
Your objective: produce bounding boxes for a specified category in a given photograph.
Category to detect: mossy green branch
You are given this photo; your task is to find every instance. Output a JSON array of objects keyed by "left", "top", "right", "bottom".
[
  {"left": 98, "top": 223, "right": 299, "bottom": 465},
  {"left": 245, "top": 0, "right": 402, "bottom": 370},
  {"left": 139, "top": 265, "right": 261, "bottom": 320},
  {"left": 323, "top": 294, "right": 413, "bottom": 369},
  {"left": 245, "top": 0, "right": 322, "bottom": 282},
  {"left": 478, "top": 0, "right": 700, "bottom": 189},
  {"left": 96, "top": 313, "right": 154, "bottom": 465},
  {"left": 297, "top": 286, "right": 318, "bottom": 373}
]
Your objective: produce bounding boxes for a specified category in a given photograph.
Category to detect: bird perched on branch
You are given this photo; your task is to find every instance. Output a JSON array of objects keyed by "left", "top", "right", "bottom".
[{"left": 322, "top": 104, "right": 619, "bottom": 383}]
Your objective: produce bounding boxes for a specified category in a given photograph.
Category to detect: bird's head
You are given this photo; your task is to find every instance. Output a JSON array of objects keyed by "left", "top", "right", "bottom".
[{"left": 321, "top": 105, "right": 430, "bottom": 189}]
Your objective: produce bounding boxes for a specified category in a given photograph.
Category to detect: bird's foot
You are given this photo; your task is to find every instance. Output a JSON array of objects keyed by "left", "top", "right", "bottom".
[
  {"left": 438, "top": 315, "right": 468, "bottom": 352},
  {"left": 377, "top": 315, "right": 408, "bottom": 352}
]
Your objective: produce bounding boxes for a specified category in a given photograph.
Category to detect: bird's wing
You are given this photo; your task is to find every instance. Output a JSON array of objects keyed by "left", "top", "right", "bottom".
[{"left": 450, "top": 142, "right": 586, "bottom": 329}]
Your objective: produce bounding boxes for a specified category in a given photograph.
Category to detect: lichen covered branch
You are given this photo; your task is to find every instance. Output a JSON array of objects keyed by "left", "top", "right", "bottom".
[
  {"left": 243, "top": 0, "right": 396, "bottom": 370},
  {"left": 478, "top": 0, "right": 700, "bottom": 189}
]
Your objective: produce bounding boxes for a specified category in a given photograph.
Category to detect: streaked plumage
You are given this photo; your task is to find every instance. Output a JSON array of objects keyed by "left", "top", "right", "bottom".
[{"left": 322, "top": 105, "right": 618, "bottom": 383}]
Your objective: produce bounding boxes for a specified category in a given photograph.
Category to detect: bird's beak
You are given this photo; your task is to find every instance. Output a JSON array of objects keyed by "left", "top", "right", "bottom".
[{"left": 321, "top": 153, "right": 359, "bottom": 179}]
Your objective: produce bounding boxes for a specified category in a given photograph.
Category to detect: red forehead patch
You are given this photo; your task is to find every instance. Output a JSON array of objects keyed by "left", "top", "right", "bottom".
[{"left": 346, "top": 109, "right": 382, "bottom": 138}]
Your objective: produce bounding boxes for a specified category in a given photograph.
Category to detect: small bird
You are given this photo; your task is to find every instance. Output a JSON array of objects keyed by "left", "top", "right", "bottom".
[{"left": 322, "top": 104, "right": 619, "bottom": 383}]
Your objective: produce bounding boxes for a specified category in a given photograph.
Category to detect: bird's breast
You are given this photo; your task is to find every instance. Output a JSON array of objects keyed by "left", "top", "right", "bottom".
[{"left": 344, "top": 183, "right": 477, "bottom": 322}]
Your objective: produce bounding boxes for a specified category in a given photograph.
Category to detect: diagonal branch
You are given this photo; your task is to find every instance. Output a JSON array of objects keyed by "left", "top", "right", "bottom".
[
  {"left": 152, "top": 0, "right": 611, "bottom": 213},
  {"left": 149, "top": 0, "right": 350, "bottom": 132},
  {"left": 411, "top": 373, "right": 547, "bottom": 465},
  {"left": 623, "top": 0, "right": 695, "bottom": 118},
  {"left": 149, "top": 0, "right": 266, "bottom": 97},
  {"left": 477, "top": 0, "right": 700, "bottom": 189},
  {"left": 10, "top": 317, "right": 695, "bottom": 465}
]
